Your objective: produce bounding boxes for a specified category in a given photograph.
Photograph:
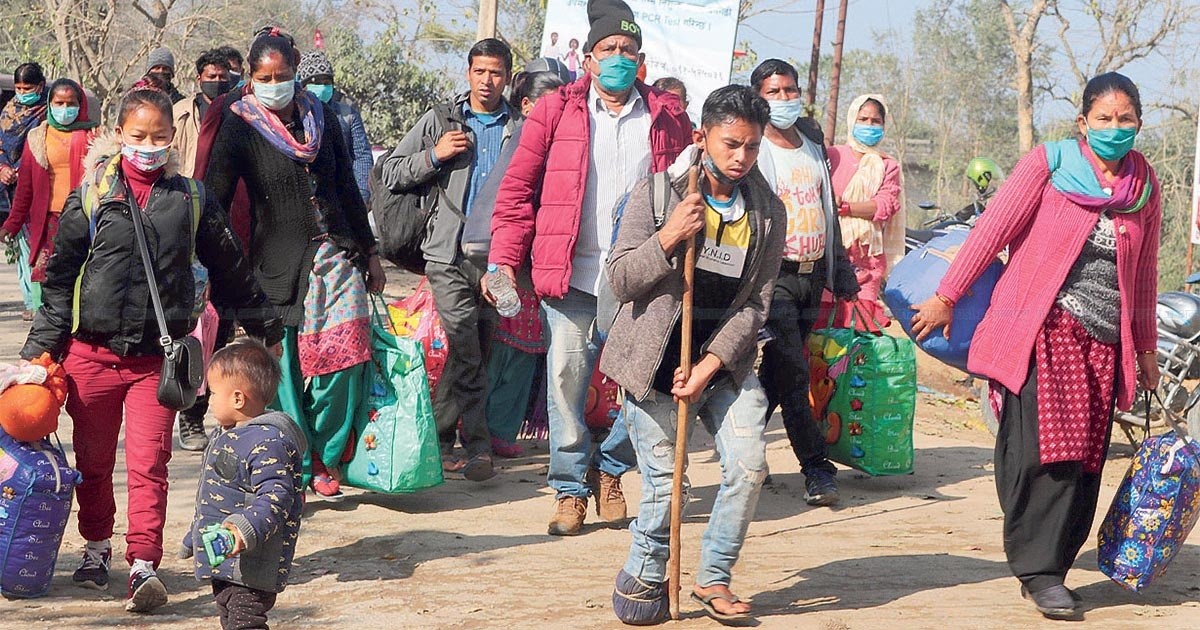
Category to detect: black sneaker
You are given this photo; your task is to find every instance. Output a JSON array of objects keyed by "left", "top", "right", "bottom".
[
  {"left": 72, "top": 546, "right": 111, "bottom": 590},
  {"left": 804, "top": 468, "right": 840, "bottom": 506},
  {"left": 125, "top": 566, "right": 168, "bottom": 613},
  {"left": 177, "top": 413, "right": 209, "bottom": 451}
]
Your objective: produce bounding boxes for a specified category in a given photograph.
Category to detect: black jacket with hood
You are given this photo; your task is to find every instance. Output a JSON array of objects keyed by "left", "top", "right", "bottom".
[{"left": 22, "top": 132, "right": 282, "bottom": 360}]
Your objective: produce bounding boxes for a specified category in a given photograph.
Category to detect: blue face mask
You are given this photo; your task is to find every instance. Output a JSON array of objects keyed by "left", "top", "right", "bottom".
[
  {"left": 767, "top": 98, "right": 802, "bottom": 129},
  {"left": 1086, "top": 124, "right": 1137, "bottom": 161},
  {"left": 596, "top": 55, "right": 639, "bottom": 93},
  {"left": 15, "top": 90, "right": 42, "bottom": 106},
  {"left": 50, "top": 105, "right": 80, "bottom": 126},
  {"left": 852, "top": 124, "right": 885, "bottom": 147},
  {"left": 253, "top": 80, "right": 295, "bottom": 111},
  {"left": 305, "top": 83, "right": 334, "bottom": 103}
]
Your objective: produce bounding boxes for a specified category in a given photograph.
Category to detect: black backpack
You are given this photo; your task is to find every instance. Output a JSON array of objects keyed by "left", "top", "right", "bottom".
[{"left": 370, "top": 103, "right": 460, "bottom": 274}]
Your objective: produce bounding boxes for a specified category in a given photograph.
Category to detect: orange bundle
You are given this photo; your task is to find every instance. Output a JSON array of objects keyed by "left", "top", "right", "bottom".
[{"left": 0, "top": 353, "right": 67, "bottom": 442}]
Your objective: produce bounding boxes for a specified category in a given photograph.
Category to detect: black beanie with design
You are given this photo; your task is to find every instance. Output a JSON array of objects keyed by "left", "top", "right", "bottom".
[{"left": 585, "top": 0, "right": 642, "bottom": 52}]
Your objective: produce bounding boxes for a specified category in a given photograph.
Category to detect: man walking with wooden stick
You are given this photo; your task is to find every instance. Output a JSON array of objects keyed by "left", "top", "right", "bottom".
[{"left": 601, "top": 86, "right": 784, "bottom": 625}]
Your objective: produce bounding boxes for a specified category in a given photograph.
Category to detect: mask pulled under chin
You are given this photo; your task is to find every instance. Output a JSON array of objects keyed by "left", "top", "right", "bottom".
[{"left": 702, "top": 152, "right": 744, "bottom": 187}]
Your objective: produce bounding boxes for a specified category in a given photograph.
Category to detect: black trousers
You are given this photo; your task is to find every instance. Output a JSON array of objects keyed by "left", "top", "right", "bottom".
[
  {"left": 213, "top": 579, "right": 277, "bottom": 630},
  {"left": 994, "top": 363, "right": 1111, "bottom": 592},
  {"left": 425, "top": 258, "right": 496, "bottom": 458},
  {"left": 759, "top": 264, "right": 836, "bottom": 476}
]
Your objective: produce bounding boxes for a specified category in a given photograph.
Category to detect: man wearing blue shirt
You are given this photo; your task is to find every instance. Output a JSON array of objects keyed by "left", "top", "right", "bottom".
[{"left": 382, "top": 39, "right": 517, "bottom": 482}]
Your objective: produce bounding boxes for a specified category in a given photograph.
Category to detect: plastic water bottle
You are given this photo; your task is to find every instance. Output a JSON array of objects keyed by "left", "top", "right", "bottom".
[{"left": 487, "top": 264, "right": 521, "bottom": 318}]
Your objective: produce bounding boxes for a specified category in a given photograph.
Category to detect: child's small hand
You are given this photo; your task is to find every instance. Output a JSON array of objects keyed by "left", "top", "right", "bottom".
[{"left": 224, "top": 524, "right": 246, "bottom": 556}]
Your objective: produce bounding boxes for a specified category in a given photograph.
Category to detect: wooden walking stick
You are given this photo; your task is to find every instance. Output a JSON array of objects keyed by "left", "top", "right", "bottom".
[{"left": 668, "top": 165, "right": 700, "bottom": 620}]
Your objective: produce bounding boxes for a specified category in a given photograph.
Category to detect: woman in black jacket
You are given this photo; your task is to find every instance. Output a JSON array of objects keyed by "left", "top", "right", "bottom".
[
  {"left": 203, "top": 30, "right": 384, "bottom": 500},
  {"left": 21, "top": 79, "right": 281, "bottom": 613}
]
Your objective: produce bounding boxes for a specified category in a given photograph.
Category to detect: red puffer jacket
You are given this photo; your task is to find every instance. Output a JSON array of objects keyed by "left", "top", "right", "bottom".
[{"left": 488, "top": 75, "right": 692, "bottom": 299}]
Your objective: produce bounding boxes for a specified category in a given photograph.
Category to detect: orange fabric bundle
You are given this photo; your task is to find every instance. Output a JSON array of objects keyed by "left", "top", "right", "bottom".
[{"left": 0, "top": 353, "right": 67, "bottom": 442}]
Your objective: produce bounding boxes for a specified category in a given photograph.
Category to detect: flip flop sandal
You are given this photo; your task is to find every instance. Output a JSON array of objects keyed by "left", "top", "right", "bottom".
[
  {"left": 462, "top": 454, "right": 496, "bottom": 482},
  {"left": 442, "top": 455, "right": 466, "bottom": 473},
  {"left": 310, "top": 472, "right": 345, "bottom": 501},
  {"left": 691, "top": 591, "right": 752, "bottom": 625}
]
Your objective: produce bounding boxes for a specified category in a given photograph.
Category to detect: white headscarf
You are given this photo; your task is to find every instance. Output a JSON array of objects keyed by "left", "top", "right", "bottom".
[{"left": 838, "top": 93, "right": 907, "bottom": 275}]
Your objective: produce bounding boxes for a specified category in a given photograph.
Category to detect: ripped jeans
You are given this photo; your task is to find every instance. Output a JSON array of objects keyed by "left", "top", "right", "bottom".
[{"left": 622, "top": 373, "right": 769, "bottom": 587}]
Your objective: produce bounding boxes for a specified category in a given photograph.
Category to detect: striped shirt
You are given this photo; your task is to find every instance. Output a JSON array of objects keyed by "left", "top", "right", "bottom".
[{"left": 571, "top": 85, "right": 652, "bottom": 295}]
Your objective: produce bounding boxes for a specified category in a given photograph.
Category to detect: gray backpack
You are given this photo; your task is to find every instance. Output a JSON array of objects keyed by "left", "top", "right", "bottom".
[{"left": 596, "top": 170, "right": 674, "bottom": 339}]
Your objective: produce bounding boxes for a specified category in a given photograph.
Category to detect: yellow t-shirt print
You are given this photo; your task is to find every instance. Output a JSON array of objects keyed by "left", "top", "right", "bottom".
[{"left": 696, "top": 203, "right": 750, "bottom": 279}]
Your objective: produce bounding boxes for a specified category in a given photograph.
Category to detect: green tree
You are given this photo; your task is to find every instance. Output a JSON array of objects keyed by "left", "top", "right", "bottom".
[{"left": 325, "top": 23, "right": 451, "bottom": 147}]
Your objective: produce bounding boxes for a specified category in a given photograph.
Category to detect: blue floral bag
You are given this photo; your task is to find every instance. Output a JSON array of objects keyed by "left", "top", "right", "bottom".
[{"left": 1097, "top": 394, "right": 1200, "bottom": 591}]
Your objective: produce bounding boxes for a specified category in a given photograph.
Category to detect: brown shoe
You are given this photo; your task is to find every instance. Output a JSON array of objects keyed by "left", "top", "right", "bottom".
[
  {"left": 548, "top": 496, "right": 587, "bottom": 536},
  {"left": 593, "top": 470, "right": 628, "bottom": 522}
]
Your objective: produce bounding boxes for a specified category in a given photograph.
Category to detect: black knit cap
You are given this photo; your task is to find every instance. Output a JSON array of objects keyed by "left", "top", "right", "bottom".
[{"left": 586, "top": 0, "right": 642, "bottom": 52}]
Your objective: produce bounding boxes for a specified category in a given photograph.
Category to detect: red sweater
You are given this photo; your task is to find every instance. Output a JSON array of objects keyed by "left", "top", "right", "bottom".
[
  {"left": 488, "top": 76, "right": 693, "bottom": 299},
  {"left": 938, "top": 145, "right": 1160, "bottom": 410},
  {"left": 2, "top": 123, "right": 91, "bottom": 261}
]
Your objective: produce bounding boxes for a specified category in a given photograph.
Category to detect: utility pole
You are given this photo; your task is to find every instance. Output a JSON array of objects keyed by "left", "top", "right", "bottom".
[
  {"left": 823, "top": 0, "right": 848, "bottom": 143},
  {"left": 477, "top": 0, "right": 498, "bottom": 41},
  {"left": 806, "top": 0, "right": 825, "bottom": 114}
]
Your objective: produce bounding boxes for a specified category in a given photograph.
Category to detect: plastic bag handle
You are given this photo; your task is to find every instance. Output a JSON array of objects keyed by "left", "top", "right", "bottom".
[{"left": 370, "top": 295, "right": 397, "bottom": 335}]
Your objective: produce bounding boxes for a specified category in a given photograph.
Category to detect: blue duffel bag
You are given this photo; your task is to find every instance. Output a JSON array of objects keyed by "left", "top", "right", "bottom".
[
  {"left": 882, "top": 226, "right": 1004, "bottom": 372},
  {"left": 0, "top": 429, "right": 79, "bottom": 598}
]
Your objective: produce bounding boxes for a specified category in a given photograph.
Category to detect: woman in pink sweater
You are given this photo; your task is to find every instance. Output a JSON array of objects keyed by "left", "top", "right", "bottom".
[
  {"left": 828, "top": 94, "right": 904, "bottom": 327},
  {"left": 912, "top": 73, "right": 1161, "bottom": 621}
]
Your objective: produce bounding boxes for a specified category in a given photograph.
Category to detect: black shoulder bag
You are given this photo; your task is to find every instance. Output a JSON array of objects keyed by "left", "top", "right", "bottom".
[{"left": 128, "top": 193, "right": 204, "bottom": 411}]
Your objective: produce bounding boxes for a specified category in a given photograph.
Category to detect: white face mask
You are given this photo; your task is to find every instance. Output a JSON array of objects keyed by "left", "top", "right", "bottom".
[{"left": 253, "top": 80, "right": 295, "bottom": 110}]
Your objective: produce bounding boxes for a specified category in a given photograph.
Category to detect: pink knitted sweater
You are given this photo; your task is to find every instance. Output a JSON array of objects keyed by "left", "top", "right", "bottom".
[{"left": 937, "top": 145, "right": 1160, "bottom": 410}]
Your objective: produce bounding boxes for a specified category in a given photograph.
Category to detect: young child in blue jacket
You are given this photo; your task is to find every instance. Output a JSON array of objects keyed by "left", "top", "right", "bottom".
[{"left": 186, "top": 339, "right": 304, "bottom": 629}]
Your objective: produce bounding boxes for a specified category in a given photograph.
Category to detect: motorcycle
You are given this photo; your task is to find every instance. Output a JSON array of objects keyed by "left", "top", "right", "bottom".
[{"left": 981, "top": 272, "right": 1200, "bottom": 445}]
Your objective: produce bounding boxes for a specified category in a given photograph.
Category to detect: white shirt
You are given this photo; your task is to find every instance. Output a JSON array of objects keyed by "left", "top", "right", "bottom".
[
  {"left": 570, "top": 84, "right": 652, "bottom": 295},
  {"left": 761, "top": 135, "right": 827, "bottom": 262}
]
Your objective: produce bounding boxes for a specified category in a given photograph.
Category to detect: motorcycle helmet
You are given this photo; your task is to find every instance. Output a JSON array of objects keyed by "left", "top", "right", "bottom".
[{"left": 966, "top": 157, "right": 1002, "bottom": 195}]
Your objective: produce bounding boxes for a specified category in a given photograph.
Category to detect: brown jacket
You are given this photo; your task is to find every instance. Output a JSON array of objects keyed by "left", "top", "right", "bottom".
[
  {"left": 172, "top": 94, "right": 203, "bottom": 177},
  {"left": 600, "top": 152, "right": 786, "bottom": 402}
]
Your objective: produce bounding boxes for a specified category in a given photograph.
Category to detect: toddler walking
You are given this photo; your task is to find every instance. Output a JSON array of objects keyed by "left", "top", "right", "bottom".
[{"left": 187, "top": 339, "right": 304, "bottom": 629}]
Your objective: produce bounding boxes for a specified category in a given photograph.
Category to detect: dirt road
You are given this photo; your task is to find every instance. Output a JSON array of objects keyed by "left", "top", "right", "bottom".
[{"left": 0, "top": 262, "right": 1195, "bottom": 629}]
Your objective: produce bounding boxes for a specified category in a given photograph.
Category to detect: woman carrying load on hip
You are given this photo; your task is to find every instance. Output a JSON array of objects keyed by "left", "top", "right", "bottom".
[
  {"left": 912, "top": 72, "right": 1161, "bottom": 622},
  {"left": 827, "top": 93, "right": 904, "bottom": 327},
  {"left": 202, "top": 29, "right": 386, "bottom": 501},
  {"left": 0, "top": 79, "right": 98, "bottom": 313},
  {"left": 20, "top": 76, "right": 282, "bottom": 614}
]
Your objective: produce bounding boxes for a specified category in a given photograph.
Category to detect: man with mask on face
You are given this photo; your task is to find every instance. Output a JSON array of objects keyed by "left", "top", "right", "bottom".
[
  {"left": 752, "top": 59, "right": 859, "bottom": 507},
  {"left": 173, "top": 49, "right": 231, "bottom": 179},
  {"left": 485, "top": 0, "right": 692, "bottom": 536},
  {"left": 298, "top": 50, "right": 372, "bottom": 203},
  {"left": 146, "top": 47, "right": 185, "bottom": 104},
  {"left": 382, "top": 38, "right": 519, "bottom": 483},
  {"left": 216, "top": 46, "right": 245, "bottom": 90}
]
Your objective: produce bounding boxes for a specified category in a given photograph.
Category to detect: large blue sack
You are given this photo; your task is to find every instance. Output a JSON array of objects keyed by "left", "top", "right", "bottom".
[
  {"left": 882, "top": 227, "right": 1003, "bottom": 372},
  {"left": 0, "top": 430, "right": 79, "bottom": 598}
]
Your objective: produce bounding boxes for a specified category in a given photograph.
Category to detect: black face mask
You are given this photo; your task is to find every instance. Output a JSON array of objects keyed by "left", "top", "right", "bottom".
[{"left": 199, "top": 80, "right": 230, "bottom": 100}]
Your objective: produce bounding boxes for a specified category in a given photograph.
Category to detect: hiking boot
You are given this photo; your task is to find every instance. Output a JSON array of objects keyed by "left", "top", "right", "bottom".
[
  {"left": 804, "top": 469, "right": 839, "bottom": 506},
  {"left": 177, "top": 412, "right": 208, "bottom": 452},
  {"left": 72, "top": 544, "right": 111, "bottom": 590},
  {"left": 125, "top": 563, "right": 168, "bottom": 613},
  {"left": 1021, "top": 584, "right": 1080, "bottom": 620},
  {"left": 589, "top": 470, "right": 627, "bottom": 522},
  {"left": 548, "top": 496, "right": 588, "bottom": 536}
]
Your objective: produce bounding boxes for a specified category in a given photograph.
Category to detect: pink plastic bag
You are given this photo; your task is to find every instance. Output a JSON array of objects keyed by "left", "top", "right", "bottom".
[
  {"left": 388, "top": 280, "right": 448, "bottom": 400},
  {"left": 190, "top": 302, "right": 220, "bottom": 395}
]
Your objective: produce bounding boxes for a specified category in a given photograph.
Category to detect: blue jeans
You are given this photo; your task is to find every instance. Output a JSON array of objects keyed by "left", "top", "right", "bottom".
[
  {"left": 622, "top": 373, "right": 769, "bottom": 587},
  {"left": 542, "top": 288, "right": 636, "bottom": 499}
]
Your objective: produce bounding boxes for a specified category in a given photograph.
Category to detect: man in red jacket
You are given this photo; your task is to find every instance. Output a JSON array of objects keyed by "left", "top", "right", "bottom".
[{"left": 484, "top": 0, "right": 692, "bottom": 536}]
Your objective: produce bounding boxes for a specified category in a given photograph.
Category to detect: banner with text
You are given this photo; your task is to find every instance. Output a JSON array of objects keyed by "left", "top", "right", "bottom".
[{"left": 540, "top": 0, "right": 739, "bottom": 122}]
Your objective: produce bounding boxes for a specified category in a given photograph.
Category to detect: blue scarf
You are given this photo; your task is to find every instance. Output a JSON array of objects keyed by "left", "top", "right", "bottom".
[{"left": 1043, "top": 138, "right": 1151, "bottom": 213}]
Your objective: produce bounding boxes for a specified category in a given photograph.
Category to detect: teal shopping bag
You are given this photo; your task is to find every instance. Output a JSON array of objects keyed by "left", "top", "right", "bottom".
[{"left": 343, "top": 300, "right": 444, "bottom": 493}]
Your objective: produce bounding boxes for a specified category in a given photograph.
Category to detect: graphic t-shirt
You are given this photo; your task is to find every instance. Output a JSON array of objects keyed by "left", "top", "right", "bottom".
[
  {"left": 763, "top": 137, "right": 826, "bottom": 262},
  {"left": 652, "top": 198, "right": 753, "bottom": 394}
]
